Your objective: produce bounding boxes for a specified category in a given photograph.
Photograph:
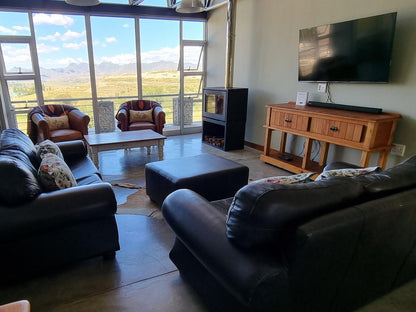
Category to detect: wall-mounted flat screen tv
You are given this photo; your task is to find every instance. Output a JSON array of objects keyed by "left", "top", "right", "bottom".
[{"left": 298, "top": 12, "right": 397, "bottom": 83}]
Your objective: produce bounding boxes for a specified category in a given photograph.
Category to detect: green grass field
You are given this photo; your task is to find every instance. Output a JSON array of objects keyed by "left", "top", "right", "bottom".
[{"left": 10, "top": 70, "right": 203, "bottom": 133}]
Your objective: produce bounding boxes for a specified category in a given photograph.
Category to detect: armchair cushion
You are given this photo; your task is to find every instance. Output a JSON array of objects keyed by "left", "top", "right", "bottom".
[
  {"left": 129, "top": 109, "right": 153, "bottom": 123},
  {"left": 44, "top": 115, "right": 70, "bottom": 131}
]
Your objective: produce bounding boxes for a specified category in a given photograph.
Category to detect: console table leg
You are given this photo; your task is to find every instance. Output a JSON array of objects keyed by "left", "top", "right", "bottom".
[
  {"left": 377, "top": 150, "right": 389, "bottom": 169},
  {"left": 319, "top": 142, "right": 329, "bottom": 166},
  {"left": 360, "top": 151, "right": 371, "bottom": 168},
  {"left": 302, "top": 138, "right": 313, "bottom": 169}
]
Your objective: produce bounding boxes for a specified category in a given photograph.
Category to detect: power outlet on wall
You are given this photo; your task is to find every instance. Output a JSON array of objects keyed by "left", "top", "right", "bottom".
[
  {"left": 317, "top": 83, "right": 327, "bottom": 93},
  {"left": 390, "top": 143, "right": 406, "bottom": 156}
]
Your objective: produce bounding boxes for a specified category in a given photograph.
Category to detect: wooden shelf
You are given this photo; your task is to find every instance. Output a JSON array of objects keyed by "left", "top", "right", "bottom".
[{"left": 261, "top": 103, "right": 401, "bottom": 173}]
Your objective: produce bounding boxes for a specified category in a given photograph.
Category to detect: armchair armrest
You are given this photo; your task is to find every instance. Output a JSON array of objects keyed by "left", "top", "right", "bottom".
[
  {"left": 31, "top": 113, "right": 50, "bottom": 142},
  {"left": 116, "top": 108, "right": 129, "bottom": 131},
  {"left": 68, "top": 109, "right": 90, "bottom": 135},
  {"left": 162, "top": 189, "right": 288, "bottom": 307},
  {"left": 153, "top": 106, "right": 166, "bottom": 134}
]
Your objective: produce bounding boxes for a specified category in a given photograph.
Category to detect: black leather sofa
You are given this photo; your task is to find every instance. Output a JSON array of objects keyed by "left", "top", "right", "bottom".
[
  {"left": 162, "top": 155, "right": 416, "bottom": 312},
  {"left": 0, "top": 128, "right": 119, "bottom": 282}
]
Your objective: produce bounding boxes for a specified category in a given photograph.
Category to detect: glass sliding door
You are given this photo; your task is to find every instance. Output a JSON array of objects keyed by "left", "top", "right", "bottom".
[
  {"left": 140, "top": 18, "right": 180, "bottom": 128},
  {"left": 91, "top": 16, "right": 137, "bottom": 132},
  {"left": 32, "top": 13, "right": 93, "bottom": 128}
]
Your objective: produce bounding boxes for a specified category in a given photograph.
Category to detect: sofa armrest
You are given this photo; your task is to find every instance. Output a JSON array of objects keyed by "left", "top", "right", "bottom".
[
  {"left": 57, "top": 140, "right": 87, "bottom": 160},
  {"left": 0, "top": 183, "right": 117, "bottom": 240},
  {"left": 162, "top": 189, "right": 289, "bottom": 306},
  {"left": 68, "top": 109, "right": 90, "bottom": 135},
  {"left": 31, "top": 113, "right": 50, "bottom": 142},
  {"left": 116, "top": 108, "right": 129, "bottom": 131}
]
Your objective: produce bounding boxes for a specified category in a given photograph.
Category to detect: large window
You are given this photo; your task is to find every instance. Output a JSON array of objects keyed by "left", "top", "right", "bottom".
[{"left": 0, "top": 6, "right": 206, "bottom": 134}]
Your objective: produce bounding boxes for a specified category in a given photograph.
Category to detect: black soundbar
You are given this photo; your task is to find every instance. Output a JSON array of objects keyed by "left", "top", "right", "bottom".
[{"left": 308, "top": 101, "right": 382, "bottom": 114}]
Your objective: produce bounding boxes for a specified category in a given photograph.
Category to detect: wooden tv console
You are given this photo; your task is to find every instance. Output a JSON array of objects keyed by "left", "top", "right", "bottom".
[{"left": 260, "top": 102, "right": 401, "bottom": 174}]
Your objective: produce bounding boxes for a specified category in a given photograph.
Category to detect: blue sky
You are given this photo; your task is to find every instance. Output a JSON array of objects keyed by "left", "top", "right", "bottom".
[{"left": 0, "top": 3, "right": 204, "bottom": 70}]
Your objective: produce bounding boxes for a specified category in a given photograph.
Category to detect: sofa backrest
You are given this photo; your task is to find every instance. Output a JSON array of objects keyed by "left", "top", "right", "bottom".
[
  {"left": 0, "top": 129, "right": 42, "bottom": 206},
  {"left": 226, "top": 155, "right": 416, "bottom": 249}
]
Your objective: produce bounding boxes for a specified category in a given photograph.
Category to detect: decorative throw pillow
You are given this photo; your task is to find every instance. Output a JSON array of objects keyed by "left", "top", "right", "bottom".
[
  {"left": 38, "top": 153, "right": 77, "bottom": 191},
  {"left": 252, "top": 172, "right": 316, "bottom": 184},
  {"left": 129, "top": 109, "right": 153, "bottom": 123},
  {"left": 315, "top": 166, "right": 381, "bottom": 181},
  {"left": 43, "top": 115, "right": 69, "bottom": 131},
  {"left": 36, "top": 139, "right": 64, "bottom": 160}
]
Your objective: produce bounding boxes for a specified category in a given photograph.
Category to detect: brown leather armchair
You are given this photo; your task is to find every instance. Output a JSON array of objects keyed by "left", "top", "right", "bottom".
[
  {"left": 28, "top": 104, "right": 90, "bottom": 144},
  {"left": 115, "top": 100, "right": 166, "bottom": 135}
]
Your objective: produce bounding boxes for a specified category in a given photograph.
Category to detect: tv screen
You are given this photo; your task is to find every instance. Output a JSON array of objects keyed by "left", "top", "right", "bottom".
[{"left": 298, "top": 12, "right": 397, "bottom": 83}]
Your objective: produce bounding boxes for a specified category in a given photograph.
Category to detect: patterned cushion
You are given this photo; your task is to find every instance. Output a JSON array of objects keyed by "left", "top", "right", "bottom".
[
  {"left": 129, "top": 109, "right": 153, "bottom": 123},
  {"left": 315, "top": 166, "right": 381, "bottom": 181},
  {"left": 252, "top": 172, "right": 315, "bottom": 184},
  {"left": 44, "top": 115, "right": 69, "bottom": 131},
  {"left": 38, "top": 153, "right": 77, "bottom": 191},
  {"left": 36, "top": 139, "right": 64, "bottom": 160}
]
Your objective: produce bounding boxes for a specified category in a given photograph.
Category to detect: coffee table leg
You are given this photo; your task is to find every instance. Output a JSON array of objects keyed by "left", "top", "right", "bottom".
[
  {"left": 158, "top": 140, "right": 164, "bottom": 160},
  {"left": 88, "top": 146, "right": 99, "bottom": 168},
  {"left": 146, "top": 146, "right": 151, "bottom": 155}
]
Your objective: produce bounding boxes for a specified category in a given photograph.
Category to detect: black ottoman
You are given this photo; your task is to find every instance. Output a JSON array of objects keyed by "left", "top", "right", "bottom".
[{"left": 145, "top": 154, "right": 249, "bottom": 206}]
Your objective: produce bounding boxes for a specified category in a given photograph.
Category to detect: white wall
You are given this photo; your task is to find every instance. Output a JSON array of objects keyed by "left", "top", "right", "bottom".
[{"left": 207, "top": 0, "right": 416, "bottom": 168}]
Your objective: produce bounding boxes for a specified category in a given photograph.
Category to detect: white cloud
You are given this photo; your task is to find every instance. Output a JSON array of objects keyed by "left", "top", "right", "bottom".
[
  {"left": 0, "top": 25, "right": 17, "bottom": 35},
  {"left": 122, "top": 24, "right": 129, "bottom": 28},
  {"left": 99, "top": 53, "right": 136, "bottom": 65},
  {"left": 61, "top": 30, "right": 86, "bottom": 41},
  {"left": 33, "top": 13, "right": 74, "bottom": 27},
  {"left": 37, "top": 43, "right": 60, "bottom": 54},
  {"left": 39, "top": 32, "right": 61, "bottom": 42},
  {"left": 2, "top": 46, "right": 32, "bottom": 69},
  {"left": 105, "top": 37, "right": 117, "bottom": 43},
  {"left": 141, "top": 46, "right": 179, "bottom": 63},
  {"left": 13, "top": 26, "right": 30, "bottom": 32},
  {"left": 63, "top": 41, "right": 87, "bottom": 50}
]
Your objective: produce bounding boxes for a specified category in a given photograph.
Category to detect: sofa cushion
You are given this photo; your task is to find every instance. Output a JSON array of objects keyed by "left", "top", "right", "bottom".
[
  {"left": 38, "top": 153, "right": 77, "bottom": 191},
  {"left": 316, "top": 166, "right": 381, "bottom": 181},
  {"left": 36, "top": 139, "right": 64, "bottom": 159},
  {"left": 0, "top": 149, "right": 38, "bottom": 178},
  {"left": 226, "top": 178, "right": 365, "bottom": 248},
  {"left": 0, "top": 155, "right": 41, "bottom": 205},
  {"left": 253, "top": 172, "right": 315, "bottom": 184},
  {"left": 0, "top": 128, "right": 38, "bottom": 167}
]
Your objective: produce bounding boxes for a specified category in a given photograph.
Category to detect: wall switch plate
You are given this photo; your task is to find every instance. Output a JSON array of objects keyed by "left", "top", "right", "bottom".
[
  {"left": 390, "top": 143, "right": 406, "bottom": 156},
  {"left": 317, "top": 83, "right": 327, "bottom": 93}
]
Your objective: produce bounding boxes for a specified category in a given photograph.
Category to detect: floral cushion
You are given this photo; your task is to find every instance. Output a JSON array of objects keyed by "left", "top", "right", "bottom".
[
  {"left": 36, "top": 139, "right": 64, "bottom": 160},
  {"left": 38, "top": 153, "right": 77, "bottom": 191},
  {"left": 129, "top": 109, "right": 153, "bottom": 123},
  {"left": 44, "top": 115, "right": 70, "bottom": 131},
  {"left": 252, "top": 172, "right": 315, "bottom": 184},
  {"left": 315, "top": 166, "right": 381, "bottom": 181}
]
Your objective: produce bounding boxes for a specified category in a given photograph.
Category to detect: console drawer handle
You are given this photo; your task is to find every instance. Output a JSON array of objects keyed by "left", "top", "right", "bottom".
[
  {"left": 330, "top": 126, "right": 339, "bottom": 132},
  {"left": 285, "top": 118, "right": 292, "bottom": 123}
]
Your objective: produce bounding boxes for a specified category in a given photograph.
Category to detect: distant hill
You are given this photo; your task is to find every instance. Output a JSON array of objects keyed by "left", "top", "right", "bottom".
[{"left": 37, "top": 60, "right": 197, "bottom": 82}]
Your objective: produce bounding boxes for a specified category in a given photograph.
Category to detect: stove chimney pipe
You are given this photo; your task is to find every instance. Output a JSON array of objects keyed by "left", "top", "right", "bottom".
[{"left": 224, "top": 0, "right": 236, "bottom": 88}]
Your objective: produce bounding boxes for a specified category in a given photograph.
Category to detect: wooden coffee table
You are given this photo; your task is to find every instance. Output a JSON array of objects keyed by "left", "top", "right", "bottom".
[{"left": 84, "top": 130, "right": 166, "bottom": 168}]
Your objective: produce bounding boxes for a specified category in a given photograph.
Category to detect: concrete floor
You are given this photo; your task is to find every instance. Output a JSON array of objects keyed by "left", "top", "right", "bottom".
[{"left": 1, "top": 133, "right": 415, "bottom": 311}]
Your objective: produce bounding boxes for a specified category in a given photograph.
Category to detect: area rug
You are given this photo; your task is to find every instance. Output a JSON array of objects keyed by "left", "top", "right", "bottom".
[{"left": 114, "top": 184, "right": 163, "bottom": 219}]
